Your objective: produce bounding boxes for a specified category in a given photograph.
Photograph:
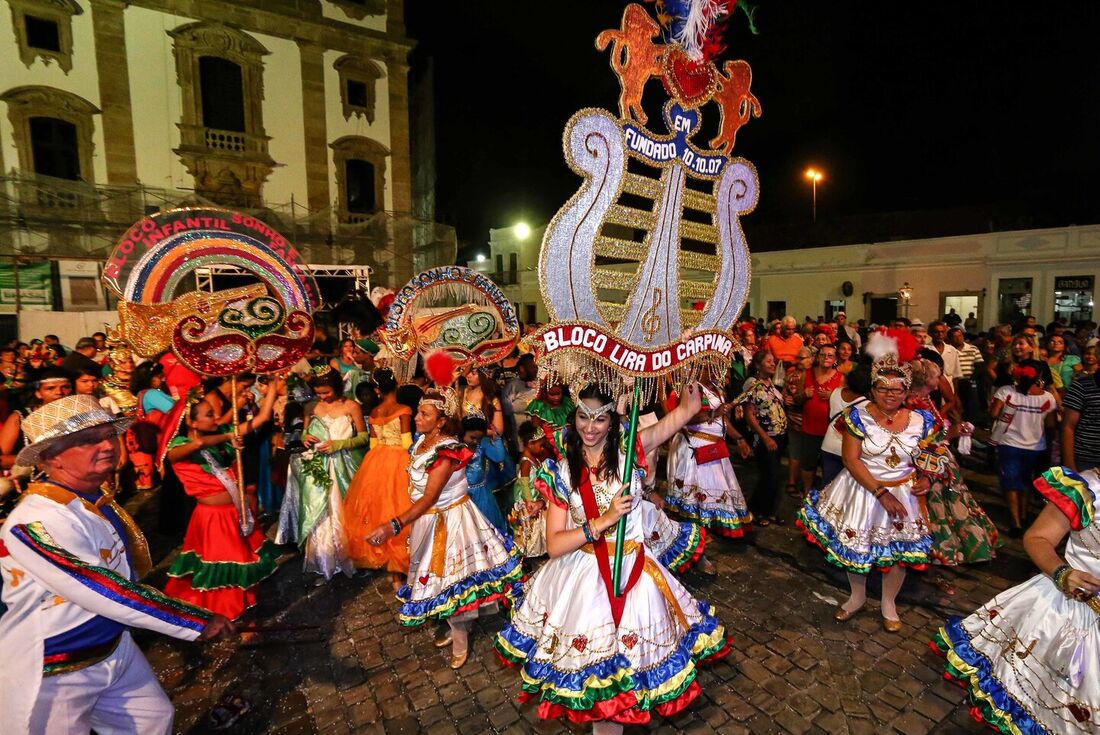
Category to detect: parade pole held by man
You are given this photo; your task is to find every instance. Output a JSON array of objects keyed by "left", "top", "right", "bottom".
[{"left": 0, "top": 395, "right": 234, "bottom": 734}]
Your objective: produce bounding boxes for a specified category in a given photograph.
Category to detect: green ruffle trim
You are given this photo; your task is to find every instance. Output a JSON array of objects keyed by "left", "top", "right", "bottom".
[
  {"left": 933, "top": 630, "right": 1019, "bottom": 735},
  {"left": 398, "top": 556, "right": 524, "bottom": 627},
  {"left": 167, "top": 539, "right": 280, "bottom": 591}
]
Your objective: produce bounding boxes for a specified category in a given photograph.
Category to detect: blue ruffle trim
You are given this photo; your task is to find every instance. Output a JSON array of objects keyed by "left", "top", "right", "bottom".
[
  {"left": 397, "top": 535, "right": 524, "bottom": 624},
  {"left": 499, "top": 600, "right": 723, "bottom": 697},
  {"left": 940, "top": 617, "right": 1048, "bottom": 735},
  {"left": 656, "top": 520, "right": 700, "bottom": 569},
  {"left": 665, "top": 497, "right": 750, "bottom": 528},
  {"left": 799, "top": 488, "right": 931, "bottom": 573}
]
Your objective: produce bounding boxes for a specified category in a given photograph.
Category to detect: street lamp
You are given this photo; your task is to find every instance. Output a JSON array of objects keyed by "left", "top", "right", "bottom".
[
  {"left": 514, "top": 222, "right": 531, "bottom": 240},
  {"left": 476, "top": 253, "right": 486, "bottom": 263},
  {"left": 804, "top": 168, "right": 823, "bottom": 223},
  {"left": 898, "top": 282, "right": 912, "bottom": 319}
]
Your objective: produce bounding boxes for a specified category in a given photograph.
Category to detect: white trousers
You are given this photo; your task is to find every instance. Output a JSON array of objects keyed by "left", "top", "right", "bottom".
[{"left": 29, "top": 632, "right": 173, "bottom": 735}]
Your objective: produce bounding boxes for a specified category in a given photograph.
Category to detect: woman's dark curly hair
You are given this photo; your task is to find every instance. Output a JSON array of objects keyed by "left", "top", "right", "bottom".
[{"left": 565, "top": 385, "right": 621, "bottom": 490}]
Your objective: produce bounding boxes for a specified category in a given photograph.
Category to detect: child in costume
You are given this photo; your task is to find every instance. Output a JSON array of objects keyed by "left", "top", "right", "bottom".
[
  {"left": 461, "top": 415, "right": 510, "bottom": 534},
  {"left": 496, "top": 384, "right": 729, "bottom": 731},
  {"left": 933, "top": 467, "right": 1100, "bottom": 733},
  {"left": 526, "top": 382, "right": 575, "bottom": 432},
  {"left": 277, "top": 367, "right": 368, "bottom": 584},
  {"left": 161, "top": 381, "right": 280, "bottom": 619},
  {"left": 665, "top": 379, "right": 752, "bottom": 538},
  {"left": 345, "top": 368, "right": 414, "bottom": 592},
  {"left": 510, "top": 420, "right": 549, "bottom": 558},
  {"left": 364, "top": 389, "right": 522, "bottom": 670}
]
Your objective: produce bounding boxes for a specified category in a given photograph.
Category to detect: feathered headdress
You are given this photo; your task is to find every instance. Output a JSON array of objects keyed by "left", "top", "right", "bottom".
[
  {"left": 422, "top": 349, "right": 460, "bottom": 417},
  {"left": 864, "top": 328, "right": 915, "bottom": 388}
]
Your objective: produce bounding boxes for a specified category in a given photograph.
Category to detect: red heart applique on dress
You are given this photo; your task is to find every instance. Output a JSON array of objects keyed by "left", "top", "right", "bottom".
[
  {"left": 844, "top": 529, "right": 857, "bottom": 539},
  {"left": 621, "top": 633, "right": 639, "bottom": 649},
  {"left": 662, "top": 47, "right": 717, "bottom": 108},
  {"left": 695, "top": 492, "right": 707, "bottom": 502},
  {"left": 571, "top": 636, "right": 588, "bottom": 652},
  {"left": 989, "top": 609, "right": 999, "bottom": 619},
  {"left": 1068, "top": 704, "right": 1091, "bottom": 723},
  {"left": 893, "top": 522, "right": 905, "bottom": 531},
  {"left": 675, "top": 480, "right": 684, "bottom": 489},
  {"left": 418, "top": 575, "right": 429, "bottom": 585}
]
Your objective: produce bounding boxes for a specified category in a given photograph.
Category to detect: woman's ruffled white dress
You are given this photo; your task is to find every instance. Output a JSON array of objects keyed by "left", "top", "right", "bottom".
[
  {"left": 666, "top": 385, "right": 751, "bottom": 537},
  {"left": 797, "top": 404, "right": 935, "bottom": 573},
  {"left": 495, "top": 453, "right": 728, "bottom": 725},
  {"left": 934, "top": 467, "right": 1100, "bottom": 734},
  {"left": 397, "top": 437, "right": 522, "bottom": 625}
]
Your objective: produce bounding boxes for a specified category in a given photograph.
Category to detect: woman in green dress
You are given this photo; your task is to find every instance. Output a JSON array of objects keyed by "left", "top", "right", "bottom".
[{"left": 276, "top": 367, "right": 368, "bottom": 584}]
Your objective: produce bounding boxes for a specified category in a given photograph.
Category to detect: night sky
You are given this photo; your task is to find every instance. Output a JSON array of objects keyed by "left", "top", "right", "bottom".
[{"left": 406, "top": 1, "right": 1100, "bottom": 254}]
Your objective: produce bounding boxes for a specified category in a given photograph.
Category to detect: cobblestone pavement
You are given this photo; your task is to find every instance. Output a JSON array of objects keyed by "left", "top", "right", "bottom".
[{"left": 135, "top": 458, "right": 1039, "bottom": 734}]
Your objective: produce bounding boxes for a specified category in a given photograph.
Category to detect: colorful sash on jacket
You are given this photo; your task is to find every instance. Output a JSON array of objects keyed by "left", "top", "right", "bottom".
[{"left": 24, "top": 483, "right": 152, "bottom": 579}]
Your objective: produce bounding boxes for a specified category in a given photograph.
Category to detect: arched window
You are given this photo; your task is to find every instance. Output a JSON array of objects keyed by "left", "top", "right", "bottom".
[
  {"left": 198, "top": 56, "right": 246, "bottom": 132},
  {"left": 169, "top": 22, "right": 274, "bottom": 207},
  {"left": 29, "top": 116, "right": 80, "bottom": 180},
  {"left": 331, "top": 136, "right": 388, "bottom": 223},
  {"left": 1, "top": 86, "right": 98, "bottom": 182},
  {"left": 334, "top": 55, "right": 385, "bottom": 123}
]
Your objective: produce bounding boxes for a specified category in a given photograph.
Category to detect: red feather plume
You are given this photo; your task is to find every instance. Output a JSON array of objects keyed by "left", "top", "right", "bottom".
[
  {"left": 424, "top": 349, "right": 458, "bottom": 387},
  {"left": 885, "top": 327, "right": 921, "bottom": 363}
]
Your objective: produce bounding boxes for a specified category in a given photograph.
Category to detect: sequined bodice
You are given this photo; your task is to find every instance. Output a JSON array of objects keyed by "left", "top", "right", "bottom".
[
  {"left": 408, "top": 437, "right": 469, "bottom": 507},
  {"left": 853, "top": 404, "right": 925, "bottom": 484},
  {"left": 369, "top": 411, "right": 406, "bottom": 446},
  {"left": 307, "top": 413, "right": 354, "bottom": 441},
  {"left": 553, "top": 455, "right": 644, "bottom": 540}
]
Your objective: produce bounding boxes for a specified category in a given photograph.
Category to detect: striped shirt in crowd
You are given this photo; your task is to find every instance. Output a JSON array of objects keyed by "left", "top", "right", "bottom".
[
  {"left": 956, "top": 342, "right": 981, "bottom": 379},
  {"left": 1064, "top": 373, "right": 1100, "bottom": 471}
]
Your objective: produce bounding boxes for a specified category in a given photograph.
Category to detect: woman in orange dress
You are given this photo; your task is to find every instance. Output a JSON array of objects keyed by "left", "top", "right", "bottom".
[{"left": 345, "top": 369, "right": 413, "bottom": 591}]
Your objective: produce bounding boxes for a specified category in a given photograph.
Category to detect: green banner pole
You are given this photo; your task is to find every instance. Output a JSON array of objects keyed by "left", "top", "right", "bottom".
[{"left": 611, "top": 380, "right": 642, "bottom": 597}]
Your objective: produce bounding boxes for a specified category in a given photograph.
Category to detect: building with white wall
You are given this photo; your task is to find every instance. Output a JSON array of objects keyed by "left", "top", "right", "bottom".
[
  {"left": 474, "top": 220, "right": 1099, "bottom": 331},
  {"left": 747, "top": 224, "right": 1099, "bottom": 329},
  {"left": 469, "top": 223, "right": 546, "bottom": 325},
  {"left": 0, "top": 0, "right": 455, "bottom": 340}
]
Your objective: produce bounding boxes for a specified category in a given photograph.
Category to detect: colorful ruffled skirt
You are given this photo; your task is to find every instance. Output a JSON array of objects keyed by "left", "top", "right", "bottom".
[
  {"left": 932, "top": 573, "right": 1100, "bottom": 733},
  {"left": 923, "top": 471, "right": 999, "bottom": 566},
  {"left": 344, "top": 444, "right": 412, "bottom": 573},
  {"left": 797, "top": 471, "right": 932, "bottom": 574},
  {"left": 496, "top": 542, "right": 729, "bottom": 725},
  {"left": 638, "top": 498, "right": 706, "bottom": 573},
  {"left": 666, "top": 434, "right": 751, "bottom": 538},
  {"left": 397, "top": 495, "right": 523, "bottom": 625},
  {"left": 164, "top": 503, "right": 279, "bottom": 620}
]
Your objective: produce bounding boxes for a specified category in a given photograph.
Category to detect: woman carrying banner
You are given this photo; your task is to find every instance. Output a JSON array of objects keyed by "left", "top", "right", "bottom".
[{"left": 496, "top": 382, "right": 729, "bottom": 733}]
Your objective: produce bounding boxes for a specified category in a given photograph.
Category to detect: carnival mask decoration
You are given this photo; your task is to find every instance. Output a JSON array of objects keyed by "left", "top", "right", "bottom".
[
  {"left": 379, "top": 266, "right": 519, "bottom": 383},
  {"left": 102, "top": 207, "right": 319, "bottom": 376}
]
